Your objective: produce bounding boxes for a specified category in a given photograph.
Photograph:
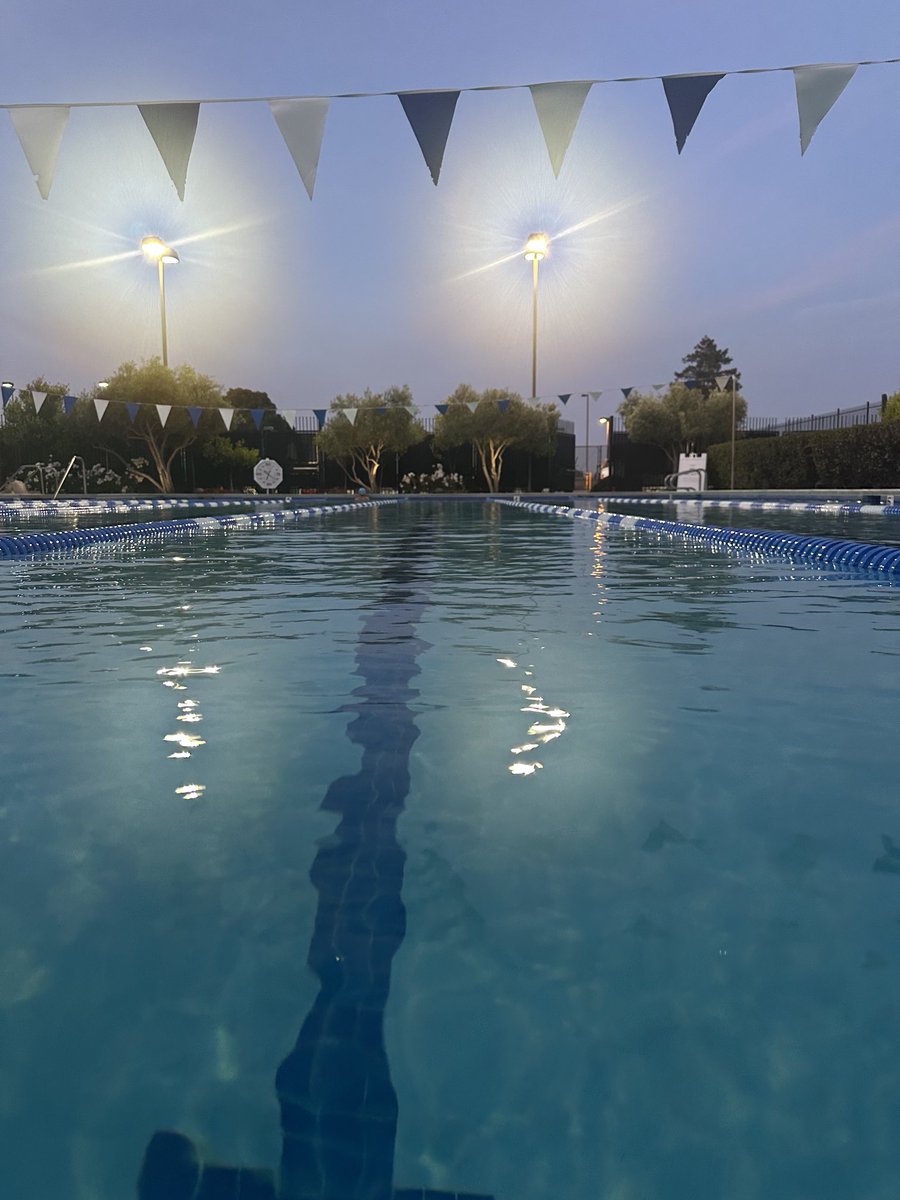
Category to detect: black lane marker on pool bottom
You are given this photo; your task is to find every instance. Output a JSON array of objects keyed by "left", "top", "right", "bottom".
[{"left": 275, "top": 548, "right": 430, "bottom": 1200}]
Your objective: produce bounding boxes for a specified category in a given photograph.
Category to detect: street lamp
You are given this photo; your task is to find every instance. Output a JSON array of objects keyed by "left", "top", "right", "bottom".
[
  {"left": 716, "top": 369, "right": 739, "bottom": 489},
  {"left": 141, "top": 235, "right": 179, "bottom": 367},
  {"left": 524, "top": 233, "right": 549, "bottom": 399}
]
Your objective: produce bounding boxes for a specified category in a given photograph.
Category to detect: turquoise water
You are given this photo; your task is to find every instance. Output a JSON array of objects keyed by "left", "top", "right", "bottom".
[{"left": 1, "top": 502, "right": 899, "bottom": 1199}]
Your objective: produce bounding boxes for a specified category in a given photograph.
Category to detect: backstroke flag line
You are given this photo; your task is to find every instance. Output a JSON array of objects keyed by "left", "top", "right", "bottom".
[{"left": 4, "top": 56, "right": 892, "bottom": 198}]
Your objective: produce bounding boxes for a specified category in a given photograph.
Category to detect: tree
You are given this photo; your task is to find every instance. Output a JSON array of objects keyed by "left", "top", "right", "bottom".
[
  {"left": 884, "top": 392, "right": 900, "bottom": 422},
  {"left": 199, "top": 436, "right": 259, "bottom": 491},
  {"left": 674, "top": 335, "right": 741, "bottom": 398},
  {"left": 224, "top": 387, "right": 292, "bottom": 439},
  {"left": 95, "top": 359, "right": 226, "bottom": 492},
  {"left": 317, "top": 386, "right": 425, "bottom": 490},
  {"left": 619, "top": 382, "right": 747, "bottom": 471},
  {"left": 433, "top": 385, "right": 559, "bottom": 492}
]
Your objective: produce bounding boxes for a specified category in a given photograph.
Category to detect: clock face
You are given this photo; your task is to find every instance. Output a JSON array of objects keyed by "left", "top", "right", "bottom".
[{"left": 254, "top": 458, "right": 283, "bottom": 488}]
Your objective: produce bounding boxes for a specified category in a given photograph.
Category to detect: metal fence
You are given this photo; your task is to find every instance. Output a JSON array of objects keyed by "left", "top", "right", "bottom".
[{"left": 743, "top": 399, "right": 885, "bottom": 435}]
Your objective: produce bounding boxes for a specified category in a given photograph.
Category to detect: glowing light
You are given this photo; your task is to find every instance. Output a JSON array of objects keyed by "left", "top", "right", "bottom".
[
  {"left": 177, "top": 712, "right": 203, "bottom": 723},
  {"left": 157, "top": 664, "right": 221, "bottom": 677},
  {"left": 141, "top": 235, "right": 179, "bottom": 264},
  {"left": 528, "top": 720, "right": 566, "bottom": 736},
  {"left": 524, "top": 232, "right": 549, "bottom": 262},
  {"left": 497, "top": 657, "right": 517, "bottom": 668},
  {"left": 510, "top": 743, "right": 540, "bottom": 754}
]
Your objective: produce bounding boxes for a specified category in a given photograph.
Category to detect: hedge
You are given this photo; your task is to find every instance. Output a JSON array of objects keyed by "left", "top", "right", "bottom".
[{"left": 706, "top": 421, "right": 900, "bottom": 489}]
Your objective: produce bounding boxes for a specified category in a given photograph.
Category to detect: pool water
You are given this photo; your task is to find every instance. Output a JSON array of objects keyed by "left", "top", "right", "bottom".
[{"left": 1, "top": 501, "right": 899, "bottom": 1200}]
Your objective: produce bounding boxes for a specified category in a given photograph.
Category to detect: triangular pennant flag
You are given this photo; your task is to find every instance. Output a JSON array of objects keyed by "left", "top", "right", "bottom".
[
  {"left": 467, "top": 401, "right": 479, "bottom": 412},
  {"left": 793, "top": 64, "right": 857, "bottom": 154},
  {"left": 715, "top": 375, "right": 731, "bottom": 392},
  {"left": 397, "top": 91, "right": 459, "bottom": 185},
  {"left": 343, "top": 408, "right": 358, "bottom": 425},
  {"left": 281, "top": 410, "right": 296, "bottom": 429},
  {"left": 529, "top": 82, "right": 592, "bottom": 177},
  {"left": 435, "top": 404, "right": 449, "bottom": 415},
  {"left": 313, "top": 408, "right": 327, "bottom": 430},
  {"left": 219, "top": 407, "right": 234, "bottom": 430},
  {"left": 661, "top": 74, "right": 724, "bottom": 153},
  {"left": 31, "top": 391, "right": 47, "bottom": 413},
  {"left": 9, "top": 106, "right": 70, "bottom": 199},
  {"left": 1, "top": 383, "right": 15, "bottom": 407},
  {"left": 497, "top": 399, "right": 510, "bottom": 413},
  {"left": 126, "top": 402, "right": 140, "bottom": 423},
  {"left": 621, "top": 387, "right": 633, "bottom": 400},
  {"left": 156, "top": 404, "right": 172, "bottom": 427},
  {"left": 590, "top": 391, "right": 602, "bottom": 400},
  {"left": 250, "top": 408, "right": 264, "bottom": 430},
  {"left": 683, "top": 379, "right": 699, "bottom": 390},
  {"left": 138, "top": 103, "right": 200, "bottom": 200},
  {"left": 269, "top": 98, "right": 330, "bottom": 201},
  {"left": 63, "top": 394, "right": 77, "bottom": 415},
  {"left": 188, "top": 406, "right": 203, "bottom": 428},
  {"left": 652, "top": 383, "right": 665, "bottom": 391},
  {"left": 558, "top": 393, "right": 572, "bottom": 405},
  {"left": 93, "top": 397, "right": 108, "bottom": 421},
  {"left": 374, "top": 406, "right": 387, "bottom": 414}
]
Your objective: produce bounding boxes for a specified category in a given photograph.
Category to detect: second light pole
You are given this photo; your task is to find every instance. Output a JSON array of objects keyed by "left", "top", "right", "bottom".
[
  {"left": 524, "top": 233, "right": 549, "bottom": 398},
  {"left": 141, "top": 235, "right": 180, "bottom": 367}
]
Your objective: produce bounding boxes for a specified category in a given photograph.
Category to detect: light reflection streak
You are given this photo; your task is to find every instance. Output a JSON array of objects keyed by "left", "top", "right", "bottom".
[{"left": 501, "top": 657, "right": 571, "bottom": 778}]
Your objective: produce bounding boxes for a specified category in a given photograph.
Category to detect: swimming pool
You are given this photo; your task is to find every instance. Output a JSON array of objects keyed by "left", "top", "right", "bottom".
[{"left": 1, "top": 500, "right": 899, "bottom": 1199}]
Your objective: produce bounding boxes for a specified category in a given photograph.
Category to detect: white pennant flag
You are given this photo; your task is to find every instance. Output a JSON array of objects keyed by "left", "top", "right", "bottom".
[
  {"left": 529, "top": 82, "right": 592, "bottom": 177},
  {"left": 793, "top": 64, "right": 857, "bottom": 155},
  {"left": 270, "top": 98, "right": 330, "bottom": 200},
  {"left": 589, "top": 391, "right": 602, "bottom": 401},
  {"left": 31, "top": 390, "right": 48, "bottom": 413},
  {"left": 138, "top": 103, "right": 200, "bottom": 200},
  {"left": 467, "top": 401, "right": 480, "bottom": 412},
  {"left": 219, "top": 408, "right": 234, "bottom": 430},
  {"left": 156, "top": 404, "right": 172, "bottom": 427},
  {"left": 281, "top": 410, "right": 296, "bottom": 430},
  {"left": 715, "top": 375, "right": 731, "bottom": 391},
  {"left": 9, "top": 106, "right": 70, "bottom": 199},
  {"left": 344, "top": 408, "right": 358, "bottom": 425},
  {"left": 93, "top": 397, "right": 108, "bottom": 420}
]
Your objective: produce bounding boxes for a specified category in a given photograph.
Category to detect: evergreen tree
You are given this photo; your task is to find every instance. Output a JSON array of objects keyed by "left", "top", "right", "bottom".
[{"left": 674, "top": 335, "right": 740, "bottom": 398}]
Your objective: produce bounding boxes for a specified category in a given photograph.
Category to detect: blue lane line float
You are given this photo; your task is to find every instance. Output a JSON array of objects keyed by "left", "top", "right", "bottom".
[
  {"left": 0, "top": 495, "right": 295, "bottom": 521},
  {"left": 0, "top": 499, "right": 398, "bottom": 559},
  {"left": 602, "top": 496, "right": 900, "bottom": 518},
  {"left": 495, "top": 499, "right": 900, "bottom": 577}
]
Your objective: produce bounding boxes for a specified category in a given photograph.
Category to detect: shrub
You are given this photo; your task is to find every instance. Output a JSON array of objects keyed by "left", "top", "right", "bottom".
[{"left": 707, "top": 422, "right": 900, "bottom": 489}]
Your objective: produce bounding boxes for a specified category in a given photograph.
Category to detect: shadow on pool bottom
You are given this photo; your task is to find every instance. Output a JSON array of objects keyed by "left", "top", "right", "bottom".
[{"left": 137, "top": 1129, "right": 495, "bottom": 1199}]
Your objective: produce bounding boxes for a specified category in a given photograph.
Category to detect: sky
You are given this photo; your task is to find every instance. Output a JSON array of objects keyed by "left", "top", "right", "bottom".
[{"left": 2, "top": 0, "right": 900, "bottom": 440}]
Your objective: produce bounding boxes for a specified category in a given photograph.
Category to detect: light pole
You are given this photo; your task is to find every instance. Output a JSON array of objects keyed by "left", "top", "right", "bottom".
[
  {"left": 141, "top": 235, "right": 179, "bottom": 367},
  {"left": 524, "top": 233, "right": 549, "bottom": 398},
  {"left": 717, "top": 369, "right": 739, "bottom": 489}
]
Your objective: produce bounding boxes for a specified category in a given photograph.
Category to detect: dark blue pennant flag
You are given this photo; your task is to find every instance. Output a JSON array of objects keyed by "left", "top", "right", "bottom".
[
  {"left": 661, "top": 74, "right": 724, "bottom": 153},
  {"left": 497, "top": 399, "right": 510, "bottom": 413},
  {"left": 398, "top": 90, "right": 460, "bottom": 185},
  {"left": 313, "top": 409, "right": 327, "bottom": 430},
  {"left": 251, "top": 409, "right": 264, "bottom": 429},
  {"left": 621, "top": 387, "right": 633, "bottom": 400},
  {"left": 63, "top": 394, "right": 77, "bottom": 415},
  {"left": 188, "top": 406, "right": 203, "bottom": 428},
  {"left": 435, "top": 404, "right": 449, "bottom": 415},
  {"left": 558, "top": 393, "right": 571, "bottom": 405},
  {"left": 0, "top": 383, "right": 14, "bottom": 406},
  {"left": 126, "top": 402, "right": 140, "bottom": 423}
]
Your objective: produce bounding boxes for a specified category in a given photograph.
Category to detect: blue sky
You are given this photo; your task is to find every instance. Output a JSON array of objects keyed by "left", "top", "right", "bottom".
[{"left": 2, "top": 0, "right": 900, "bottom": 435}]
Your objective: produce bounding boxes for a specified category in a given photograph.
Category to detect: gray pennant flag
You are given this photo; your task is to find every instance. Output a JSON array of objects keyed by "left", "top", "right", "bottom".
[
  {"left": 270, "top": 98, "right": 330, "bottom": 200},
  {"left": 529, "top": 82, "right": 592, "bottom": 177},
  {"left": 9, "top": 106, "right": 70, "bottom": 199},
  {"left": 793, "top": 64, "right": 857, "bottom": 155},
  {"left": 138, "top": 103, "right": 200, "bottom": 200},
  {"left": 661, "top": 74, "right": 724, "bottom": 153},
  {"left": 398, "top": 91, "right": 460, "bottom": 185}
]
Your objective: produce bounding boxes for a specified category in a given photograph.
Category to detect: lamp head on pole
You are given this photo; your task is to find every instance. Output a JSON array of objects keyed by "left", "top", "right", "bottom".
[
  {"left": 524, "top": 232, "right": 549, "bottom": 262},
  {"left": 141, "top": 235, "right": 179, "bottom": 265}
]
